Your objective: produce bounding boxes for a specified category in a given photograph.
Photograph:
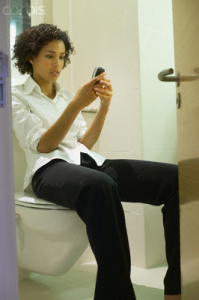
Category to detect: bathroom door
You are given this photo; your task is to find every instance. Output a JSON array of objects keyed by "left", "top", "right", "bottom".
[{"left": 172, "top": 0, "right": 199, "bottom": 298}]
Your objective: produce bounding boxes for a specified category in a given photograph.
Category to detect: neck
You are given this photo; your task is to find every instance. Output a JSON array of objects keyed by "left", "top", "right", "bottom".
[
  {"left": 32, "top": 77, "right": 56, "bottom": 99},
  {"left": 42, "top": 84, "right": 56, "bottom": 100}
]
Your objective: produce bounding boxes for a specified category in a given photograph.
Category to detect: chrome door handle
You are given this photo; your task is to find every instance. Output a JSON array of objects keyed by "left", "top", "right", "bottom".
[
  {"left": 158, "top": 68, "right": 199, "bottom": 87},
  {"left": 158, "top": 68, "right": 179, "bottom": 86}
]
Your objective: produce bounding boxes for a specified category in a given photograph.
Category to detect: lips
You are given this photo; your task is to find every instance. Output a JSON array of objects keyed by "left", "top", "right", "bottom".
[{"left": 51, "top": 71, "right": 60, "bottom": 76}]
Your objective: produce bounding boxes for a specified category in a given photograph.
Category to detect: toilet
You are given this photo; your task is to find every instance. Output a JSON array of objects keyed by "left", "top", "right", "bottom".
[
  {"left": 13, "top": 133, "right": 89, "bottom": 277},
  {"left": 15, "top": 192, "right": 88, "bottom": 276}
]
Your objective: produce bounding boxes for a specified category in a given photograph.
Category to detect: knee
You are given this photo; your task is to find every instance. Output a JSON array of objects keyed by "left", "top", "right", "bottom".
[
  {"left": 74, "top": 172, "right": 119, "bottom": 220},
  {"left": 81, "top": 172, "right": 118, "bottom": 197}
]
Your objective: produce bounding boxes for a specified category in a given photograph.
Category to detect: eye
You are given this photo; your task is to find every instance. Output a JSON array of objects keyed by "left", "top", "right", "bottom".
[
  {"left": 60, "top": 56, "right": 66, "bottom": 60},
  {"left": 46, "top": 54, "right": 53, "bottom": 59}
]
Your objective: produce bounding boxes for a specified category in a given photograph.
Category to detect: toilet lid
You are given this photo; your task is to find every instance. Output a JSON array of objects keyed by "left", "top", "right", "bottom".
[{"left": 15, "top": 192, "right": 69, "bottom": 210}]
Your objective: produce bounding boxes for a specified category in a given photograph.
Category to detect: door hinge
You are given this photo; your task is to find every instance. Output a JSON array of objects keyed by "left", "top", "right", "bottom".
[{"left": 0, "top": 50, "right": 8, "bottom": 108}]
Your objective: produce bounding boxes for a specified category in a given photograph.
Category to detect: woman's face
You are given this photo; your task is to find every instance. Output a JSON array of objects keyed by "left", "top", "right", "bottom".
[{"left": 30, "top": 39, "right": 66, "bottom": 85}]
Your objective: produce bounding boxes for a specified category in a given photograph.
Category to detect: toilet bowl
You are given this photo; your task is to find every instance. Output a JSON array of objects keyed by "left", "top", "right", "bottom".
[{"left": 15, "top": 191, "right": 88, "bottom": 276}]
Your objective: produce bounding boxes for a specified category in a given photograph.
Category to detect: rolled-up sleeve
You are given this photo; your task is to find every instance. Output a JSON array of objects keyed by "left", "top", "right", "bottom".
[{"left": 12, "top": 87, "right": 46, "bottom": 151}]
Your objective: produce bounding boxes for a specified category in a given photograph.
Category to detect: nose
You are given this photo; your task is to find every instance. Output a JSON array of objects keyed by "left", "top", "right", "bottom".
[{"left": 52, "top": 57, "right": 59, "bottom": 67}]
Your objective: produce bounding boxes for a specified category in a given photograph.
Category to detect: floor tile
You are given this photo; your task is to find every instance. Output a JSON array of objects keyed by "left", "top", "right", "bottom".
[
  {"left": 131, "top": 264, "right": 167, "bottom": 289},
  {"left": 19, "top": 275, "right": 94, "bottom": 300},
  {"left": 19, "top": 263, "right": 166, "bottom": 300},
  {"left": 135, "top": 285, "right": 163, "bottom": 300},
  {"left": 56, "top": 267, "right": 96, "bottom": 288}
]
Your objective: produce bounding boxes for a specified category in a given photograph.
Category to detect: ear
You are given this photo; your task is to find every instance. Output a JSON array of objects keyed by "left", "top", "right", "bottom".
[{"left": 29, "top": 58, "right": 34, "bottom": 65}]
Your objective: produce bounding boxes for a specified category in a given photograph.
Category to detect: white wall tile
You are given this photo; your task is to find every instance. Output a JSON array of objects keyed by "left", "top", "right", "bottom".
[
  {"left": 141, "top": 88, "right": 177, "bottom": 151},
  {"left": 71, "top": 24, "right": 141, "bottom": 100},
  {"left": 144, "top": 203, "right": 163, "bottom": 215},
  {"left": 70, "top": 0, "right": 139, "bottom": 47},
  {"left": 138, "top": 0, "right": 173, "bottom": 35},
  {"left": 99, "top": 151, "right": 142, "bottom": 160},
  {"left": 145, "top": 212, "right": 166, "bottom": 268},
  {"left": 139, "top": 28, "right": 175, "bottom": 91},
  {"left": 99, "top": 89, "right": 142, "bottom": 153},
  {"left": 126, "top": 212, "right": 147, "bottom": 268},
  {"left": 123, "top": 202, "right": 145, "bottom": 214},
  {"left": 144, "top": 150, "right": 178, "bottom": 164}
]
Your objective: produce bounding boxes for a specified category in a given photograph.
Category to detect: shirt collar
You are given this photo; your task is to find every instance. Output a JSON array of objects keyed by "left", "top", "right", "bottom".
[{"left": 24, "top": 76, "right": 64, "bottom": 96}]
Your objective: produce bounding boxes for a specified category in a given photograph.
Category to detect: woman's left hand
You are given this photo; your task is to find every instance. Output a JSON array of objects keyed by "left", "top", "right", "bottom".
[{"left": 94, "top": 78, "right": 113, "bottom": 110}]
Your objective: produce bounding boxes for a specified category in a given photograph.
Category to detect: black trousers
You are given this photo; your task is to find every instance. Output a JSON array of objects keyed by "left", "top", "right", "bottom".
[{"left": 32, "top": 153, "right": 181, "bottom": 300}]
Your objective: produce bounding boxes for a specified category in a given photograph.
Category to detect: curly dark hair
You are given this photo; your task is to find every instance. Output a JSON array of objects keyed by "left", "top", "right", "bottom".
[{"left": 12, "top": 23, "right": 75, "bottom": 75}]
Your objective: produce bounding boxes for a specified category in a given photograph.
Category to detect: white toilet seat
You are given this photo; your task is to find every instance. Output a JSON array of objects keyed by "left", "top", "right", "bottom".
[{"left": 15, "top": 192, "right": 68, "bottom": 210}]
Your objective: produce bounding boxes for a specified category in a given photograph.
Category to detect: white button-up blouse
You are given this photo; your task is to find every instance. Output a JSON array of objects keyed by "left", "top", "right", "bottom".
[{"left": 12, "top": 76, "right": 105, "bottom": 191}]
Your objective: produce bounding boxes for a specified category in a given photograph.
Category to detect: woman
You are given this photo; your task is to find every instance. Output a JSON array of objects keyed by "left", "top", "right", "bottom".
[{"left": 12, "top": 23, "right": 181, "bottom": 300}]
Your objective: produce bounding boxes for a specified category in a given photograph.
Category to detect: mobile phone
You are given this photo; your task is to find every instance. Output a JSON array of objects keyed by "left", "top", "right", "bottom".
[{"left": 92, "top": 67, "right": 105, "bottom": 83}]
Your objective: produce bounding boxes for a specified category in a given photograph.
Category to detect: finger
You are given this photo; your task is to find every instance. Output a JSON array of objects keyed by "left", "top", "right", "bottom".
[
  {"left": 94, "top": 83, "right": 107, "bottom": 91},
  {"left": 98, "top": 80, "right": 113, "bottom": 91},
  {"left": 97, "top": 93, "right": 113, "bottom": 101},
  {"left": 100, "top": 77, "right": 111, "bottom": 82},
  {"left": 94, "top": 87, "right": 113, "bottom": 97},
  {"left": 91, "top": 72, "right": 107, "bottom": 84}
]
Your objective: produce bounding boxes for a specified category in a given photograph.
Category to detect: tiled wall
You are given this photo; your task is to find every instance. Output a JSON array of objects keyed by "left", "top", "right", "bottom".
[
  {"left": 138, "top": 0, "right": 177, "bottom": 164},
  {"left": 57, "top": 0, "right": 143, "bottom": 162},
  {"left": 137, "top": 0, "right": 177, "bottom": 267}
]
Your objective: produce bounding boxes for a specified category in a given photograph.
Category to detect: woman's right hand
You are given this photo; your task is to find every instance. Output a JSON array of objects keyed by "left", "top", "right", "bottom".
[{"left": 72, "top": 72, "right": 106, "bottom": 110}]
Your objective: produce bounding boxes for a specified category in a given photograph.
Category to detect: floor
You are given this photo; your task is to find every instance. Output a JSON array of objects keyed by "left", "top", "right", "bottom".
[{"left": 18, "top": 255, "right": 167, "bottom": 300}]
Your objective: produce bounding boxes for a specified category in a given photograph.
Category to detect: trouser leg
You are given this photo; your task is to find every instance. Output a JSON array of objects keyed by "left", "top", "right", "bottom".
[
  {"left": 32, "top": 156, "right": 181, "bottom": 296},
  {"left": 75, "top": 173, "right": 135, "bottom": 300},
  {"left": 162, "top": 191, "right": 181, "bottom": 295},
  {"left": 99, "top": 158, "right": 181, "bottom": 295},
  {"left": 32, "top": 158, "right": 136, "bottom": 300}
]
